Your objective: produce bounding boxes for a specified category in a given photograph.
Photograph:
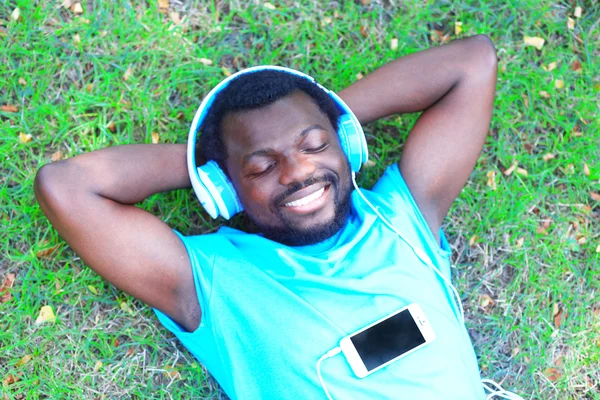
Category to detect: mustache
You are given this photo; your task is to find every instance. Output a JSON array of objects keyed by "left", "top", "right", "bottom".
[{"left": 274, "top": 173, "right": 337, "bottom": 206}]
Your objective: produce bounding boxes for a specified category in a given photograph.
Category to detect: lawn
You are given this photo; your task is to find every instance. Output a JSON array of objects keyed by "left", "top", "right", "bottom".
[{"left": 1, "top": 0, "right": 599, "bottom": 399}]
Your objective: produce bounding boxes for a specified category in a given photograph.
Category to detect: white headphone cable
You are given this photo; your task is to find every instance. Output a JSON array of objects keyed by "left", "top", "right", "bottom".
[{"left": 316, "top": 347, "right": 342, "bottom": 400}]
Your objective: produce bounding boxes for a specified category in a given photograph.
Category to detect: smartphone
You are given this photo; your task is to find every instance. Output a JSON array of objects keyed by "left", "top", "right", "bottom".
[{"left": 339, "top": 303, "right": 435, "bottom": 378}]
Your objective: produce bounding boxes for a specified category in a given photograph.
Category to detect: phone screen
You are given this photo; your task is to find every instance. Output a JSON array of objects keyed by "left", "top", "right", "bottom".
[{"left": 350, "top": 308, "right": 426, "bottom": 371}]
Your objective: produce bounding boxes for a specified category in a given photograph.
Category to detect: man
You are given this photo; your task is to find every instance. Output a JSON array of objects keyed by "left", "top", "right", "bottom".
[{"left": 35, "top": 35, "right": 498, "bottom": 399}]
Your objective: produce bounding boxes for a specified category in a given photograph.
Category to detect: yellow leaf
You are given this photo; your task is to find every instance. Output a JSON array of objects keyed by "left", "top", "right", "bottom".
[
  {"left": 16, "top": 355, "right": 32, "bottom": 367},
  {"left": 11, "top": 7, "right": 20, "bottom": 21},
  {"left": 222, "top": 67, "right": 232, "bottom": 77},
  {"left": 151, "top": 132, "right": 160, "bottom": 144},
  {"left": 18, "top": 77, "right": 27, "bottom": 86},
  {"left": 390, "top": 38, "right": 398, "bottom": 51},
  {"left": 157, "top": 0, "right": 169, "bottom": 10},
  {"left": 2, "top": 105, "right": 18, "bottom": 112},
  {"left": 523, "top": 36, "right": 544, "bottom": 50},
  {"left": 123, "top": 66, "right": 133, "bottom": 81},
  {"left": 454, "top": 21, "right": 463, "bottom": 35},
  {"left": 51, "top": 150, "right": 63, "bottom": 162},
  {"left": 515, "top": 168, "right": 528, "bottom": 177},
  {"left": 542, "top": 61, "right": 557, "bottom": 72},
  {"left": 36, "top": 244, "right": 59, "bottom": 258},
  {"left": 554, "top": 79, "right": 564, "bottom": 89},
  {"left": 86, "top": 83, "right": 93, "bottom": 92},
  {"left": 486, "top": 170, "right": 497, "bottom": 190},
  {"left": 538, "top": 90, "right": 550, "bottom": 99},
  {"left": 94, "top": 360, "right": 103, "bottom": 372},
  {"left": 199, "top": 58, "right": 213, "bottom": 66},
  {"left": 87, "top": 285, "right": 98, "bottom": 295},
  {"left": 543, "top": 153, "right": 555, "bottom": 162},
  {"left": 263, "top": 2, "right": 276, "bottom": 10},
  {"left": 169, "top": 11, "right": 181, "bottom": 24},
  {"left": 19, "top": 132, "right": 33, "bottom": 143},
  {"left": 73, "top": 33, "right": 81, "bottom": 44},
  {"left": 356, "top": 73, "right": 364, "bottom": 80},
  {"left": 511, "top": 347, "right": 520, "bottom": 357},
  {"left": 61, "top": 0, "right": 73, "bottom": 8},
  {"left": 596, "top": 244, "right": 600, "bottom": 253},
  {"left": 71, "top": 3, "right": 83, "bottom": 14},
  {"left": 503, "top": 162, "right": 517, "bottom": 176},
  {"left": 567, "top": 17, "right": 575, "bottom": 30},
  {"left": 120, "top": 301, "right": 134, "bottom": 315},
  {"left": 516, "top": 237, "right": 525, "bottom": 248},
  {"left": 469, "top": 235, "right": 478, "bottom": 247},
  {"left": 583, "top": 163, "right": 590, "bottom": 176},
  {"left": 480, "top": 294, "right": 495, "bottom": 308},
  {"left": 574, "top": 6, "right": 582, "bottom": 18},
  {"left": 35, "top": 305, "right": 56, "bottom": 324}
]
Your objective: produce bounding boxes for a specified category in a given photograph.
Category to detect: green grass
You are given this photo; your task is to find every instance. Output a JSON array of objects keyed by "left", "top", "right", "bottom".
[{"left": 1, "top": 0, "right": 599, "bottom": 398}]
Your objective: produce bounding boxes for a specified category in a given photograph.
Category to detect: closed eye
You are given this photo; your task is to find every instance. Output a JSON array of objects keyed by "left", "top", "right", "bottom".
[
  {"left": 248, "top": 163, "right": 276, "bottom": 179},
  {"left": 303, "top": 143, "right": 329, "bottom": 154}
]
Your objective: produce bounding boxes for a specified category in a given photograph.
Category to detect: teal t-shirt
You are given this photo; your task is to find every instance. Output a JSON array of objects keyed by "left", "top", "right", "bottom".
[{"left": 154, "top": 164, "right": 485, "bottom": 399}]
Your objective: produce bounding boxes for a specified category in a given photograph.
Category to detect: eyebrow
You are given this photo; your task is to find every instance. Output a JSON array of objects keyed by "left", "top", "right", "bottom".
[{"left": 241, "top": 124, "right": 326, "bottom": 167}]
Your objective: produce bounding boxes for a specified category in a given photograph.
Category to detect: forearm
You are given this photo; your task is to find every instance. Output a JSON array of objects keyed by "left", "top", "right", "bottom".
[
  {"left": 338, "top": 35, "right": 496, "bottom": 124},
  {"left": 35, "top": 144, "right": 190, "bottom": 205}
]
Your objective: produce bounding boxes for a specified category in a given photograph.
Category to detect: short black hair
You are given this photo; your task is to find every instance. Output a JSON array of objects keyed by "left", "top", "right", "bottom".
[{"left": 197, "top": 69, "right": 341, "bottom": 171}]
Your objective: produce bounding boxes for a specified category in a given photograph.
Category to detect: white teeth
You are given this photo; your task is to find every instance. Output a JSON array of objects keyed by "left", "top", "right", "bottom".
[{"left": 284, "top": 187, "right": 326, "bottom": 207}]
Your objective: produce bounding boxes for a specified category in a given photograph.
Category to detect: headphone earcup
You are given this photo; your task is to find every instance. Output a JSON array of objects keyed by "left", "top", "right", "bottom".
[
  {"left": 337, "top": 114, "right": 368, "bottom": 173},
  {"left": 196, "top": 161, "right": 244, "bottom": 220}
]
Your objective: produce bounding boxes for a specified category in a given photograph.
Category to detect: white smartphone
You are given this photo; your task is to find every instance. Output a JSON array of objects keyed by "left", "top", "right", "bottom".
[{"left": 339, "top": 303, "right": 436, "bottom": 378}]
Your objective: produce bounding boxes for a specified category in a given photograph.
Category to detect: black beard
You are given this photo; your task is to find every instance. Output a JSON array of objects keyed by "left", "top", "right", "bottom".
[{"left": 245, "top": 172, "right": 353, "bottom": 246}]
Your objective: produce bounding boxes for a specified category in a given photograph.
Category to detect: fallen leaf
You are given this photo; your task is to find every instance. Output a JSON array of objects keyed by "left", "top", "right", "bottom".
[
  {"left": 359, "top": 26, "right": 368, "bottom": 38},
  {"left": 176, "top": 112, "right": 184, "bottom": 120},
  {"left": 571, "top": 60, "right": 582, "bottom": 72},
  {"left": 73, "top": 33, "right": 81, "bottom": 44},
  {"left": 390, "top": 38, "right": 398, "bottom": 51},
  {"left": 574, "top": 6, "right": 582, "bottom": 18},
  {"left": 567, "top": 17, "right": 575, "bottom": 30},
  {"left": 94, "top": 360, "right": 103, "bottom": 372},
  {"left": 151, "top": 132, "right": 160, "bottom": 144},
  {"left": 504, "top": 162, "right": 517, "bottom": 176},
  {"left": 199, "top": 58, "right": 212, "bottom": 66},
  {"left": 35, "top": 305, "right": 56, "bottom": 324},
  {"left": 590, "top": 192, "right": 600, "bottom": 201},
  {"left": 511, "top": 347, "right": 520, "bottom": 357},
  {"left": 120, "top": 301, "right": 134, "bottom": 315},
  {"left": 1, "top": 105, "right": 18, "bottom": 112},
  {"left": 361, "top": 0, "right": 372, "bottom": 4},
  {"left": 542, "top": 219, "right": 552, "bottom": 230},
  {"left": 537, "top": 225, "right": 548, "bottom": 235},
  {"left": 538, "top": 90, "right": 550, "bottom": 99},
  {"left": 524, "top": 36, "right": 544, "bottom": 50},
  {"left": 263, "top": 2, "right": 276, "bottom": 10},
  {"left": 577, "top": 236, "right": 586, "bottom": 245},
  {"left": 480, "top": 294, "right": 495, "bottom": 308},
  {"left": 554, "top": 307, "right": 565, "bottom": 328},
  {"left": 51, "top": 150, "right": 63, "bottom": 162},
  {"left": 469, "top": 235, "right": 478, "bottom": 247},
  {"left": 2, "top": 374, "right": 20, "bottom": 386},
  {"left": 87, "top": 285, "right": 98, "bottom": 295},
  {"left": 19, "top": 132, "right": 33, "bottom": 143},
  {"left": 515, "top": 168, "right": 528, "bottom": 177},
  {"left": 583, "top": 163, "right": 590, "bottom": 176},
  {"left": 11, "top": 7, "right": 20, "bottom": 20},
  {"left": 157, "top": 0, "right": 169, "bottom": 10},
  {"left": 18, "top": 77, "right": 26, "bottom": 86},
  {"left": 16, "top": 355, "right": 32, "bottom": 367},
  {"left": 86, "top": 83, "right": 93, "bottom": 92},
  {"left": 516, "top": 237, "right": 525, "bottom": 248},
  {"left": 107, "top": 122, "right": 116, "bottom": 132},
  {"left": 163, "top": 366, "right": 180, "bottom": 379},
  {"left": 486, "top": 171, "right": 496, "bottom": 190},
  {"left": 1, "top": 274, "right": 15, "bottom": 291},
  {"left": 554, "top": 79, "right": 564, "bottom": 89},
  {"left": 565, "top": 164, "right": 575, "bottom": 174},
  {"left": 71, "top": 3, "right": 83, "bottom": 14},
  {"left": 61, "top": 0, "right": 73, "bottom": 8},
  {"left": 523, "top": 143, "right": 534, "bottom": 154},
  {"left": 455, "top": 21, "right": 463, "bottom": 35},
  {"left": 123, "top": 66, "right": 133, "bottom": 81},
  {"left": 222, "top": 67, "right": 232, "bottom": 77},
  {"left": 169, "top": 11, "right": 181, "bottom": 24},
  {"left": 553, "top": 303, "right": 559, "bottom": 316},
  {"left": 112, "top": 338, "right": 120, "bottom": 347},
  {"left": 126, "top": 347, "right": 135, "bottom": 356},
  {"left": 36, "top": 244, "right": 59, "bottom": 258},
  {"left": 543, "top": 153, "right": 555, "bottom": 162},
  {"left": 542, "top": 61, "right": 557, "bottom": 72},
  {"left": 356, "top": 72, "right": 364, "bottom": 80},
  {"left": 364, "top": 159, "right": 376, "bottom": 168}
]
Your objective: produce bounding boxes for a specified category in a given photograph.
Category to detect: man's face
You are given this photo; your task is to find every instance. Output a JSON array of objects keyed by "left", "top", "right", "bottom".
[{"left": 222, "top": 90, "right": 353, "bottom": 246}]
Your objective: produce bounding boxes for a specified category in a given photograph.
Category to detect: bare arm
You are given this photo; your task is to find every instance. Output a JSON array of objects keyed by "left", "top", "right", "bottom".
[
  {"left": 338, "top": 35, "right": 498, "bottom": 241},
  {"left": 34, "top": 144, "right": 201, "bottom": 332}
]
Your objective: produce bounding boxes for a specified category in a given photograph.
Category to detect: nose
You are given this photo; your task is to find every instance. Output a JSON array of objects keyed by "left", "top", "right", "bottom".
[{"left": 278, "top": 152, "right": 317, "bottom": 186}]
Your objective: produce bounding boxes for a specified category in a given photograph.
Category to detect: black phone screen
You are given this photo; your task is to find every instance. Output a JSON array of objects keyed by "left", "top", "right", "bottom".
[{"left": 350, "top": 309, "right": 426, "bottom": 371}]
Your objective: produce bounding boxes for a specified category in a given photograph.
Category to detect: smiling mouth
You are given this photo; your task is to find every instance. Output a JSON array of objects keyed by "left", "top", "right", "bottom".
[{"left": 284, "top": 186, "right": 327, "bottom": 207}]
